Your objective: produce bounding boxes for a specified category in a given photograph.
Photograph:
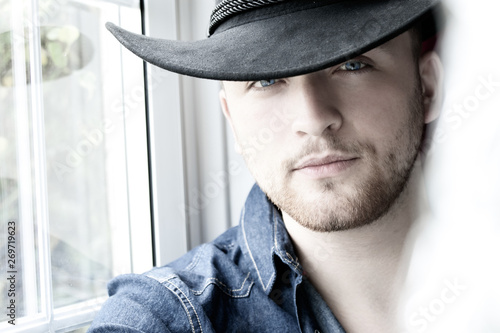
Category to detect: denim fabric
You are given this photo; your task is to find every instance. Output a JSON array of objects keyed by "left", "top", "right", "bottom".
[{"left": 88, "top": 184, "right": 345, "bottom": 332}]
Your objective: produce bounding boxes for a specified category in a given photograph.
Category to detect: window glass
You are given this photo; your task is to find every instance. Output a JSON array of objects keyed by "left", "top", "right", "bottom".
[
  {"left": 0, "top": 0, "right": 147, "bottom": 329},
  {"left": 41, "top": 2, "right": 116, "bottom": 309}
]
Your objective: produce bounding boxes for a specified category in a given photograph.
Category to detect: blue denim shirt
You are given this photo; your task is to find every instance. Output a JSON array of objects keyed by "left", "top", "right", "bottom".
[{"left": 89, "top": 184, "right": 345, "bottom": 332}]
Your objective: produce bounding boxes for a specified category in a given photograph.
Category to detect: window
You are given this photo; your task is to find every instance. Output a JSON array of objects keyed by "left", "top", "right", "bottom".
[
  {"left": 0, "top": 0, "right": 152, "bottom": 331},
  {"left": 1, "top": 0, "right": 255, "bottom": 331}
]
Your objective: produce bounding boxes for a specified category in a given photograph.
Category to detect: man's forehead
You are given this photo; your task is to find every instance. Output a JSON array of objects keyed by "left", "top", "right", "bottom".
[{"left": 365, "top": 31, "right": 413, "bottom": 57}]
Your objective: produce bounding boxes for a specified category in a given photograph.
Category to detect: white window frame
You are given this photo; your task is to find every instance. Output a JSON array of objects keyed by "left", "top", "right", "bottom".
[{"left": 144, "top": 0, "right": 255, "bottom": 268}]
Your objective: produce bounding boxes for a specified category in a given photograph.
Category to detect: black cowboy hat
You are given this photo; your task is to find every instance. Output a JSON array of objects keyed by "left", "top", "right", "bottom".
[{"left": 106, "top": 0, "right": 441, "bottom": 81}]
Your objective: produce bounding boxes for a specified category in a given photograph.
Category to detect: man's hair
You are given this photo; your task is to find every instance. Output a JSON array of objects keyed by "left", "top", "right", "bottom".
[{"left": 409, "top": 24, "right": 424, "bottom": 60}]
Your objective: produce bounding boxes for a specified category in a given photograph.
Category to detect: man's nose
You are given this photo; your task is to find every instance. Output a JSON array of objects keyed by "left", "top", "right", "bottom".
[{"left": 290, "top": 78, "right": 343, "bottom": 137}]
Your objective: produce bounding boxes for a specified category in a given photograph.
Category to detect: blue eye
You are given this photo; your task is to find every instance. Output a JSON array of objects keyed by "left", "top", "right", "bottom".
[
  {"left": 339, "top": 61, "right": 367, "bottom": 71},
  {"left": 257, "top": 79, "right": 276, "bottom": 88}
]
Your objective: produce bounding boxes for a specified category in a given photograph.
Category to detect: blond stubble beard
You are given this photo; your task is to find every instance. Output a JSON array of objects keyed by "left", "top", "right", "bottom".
[{"left": 244, "top": 83, "right": 425, "bottom": 233}]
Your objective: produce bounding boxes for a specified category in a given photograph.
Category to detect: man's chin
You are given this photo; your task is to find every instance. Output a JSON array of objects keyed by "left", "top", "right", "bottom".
[
  {"left": 270, "top": 173, "right": 405, "bottom": 233},
  {"left": 280, "top": 201, "right": 380, "bottom": 233},
  {"left": 282, "top": 176, "right": 352, "bottom": 203},
  {"left": 270, "top": 189, "right": 371, "bottom": 232}
]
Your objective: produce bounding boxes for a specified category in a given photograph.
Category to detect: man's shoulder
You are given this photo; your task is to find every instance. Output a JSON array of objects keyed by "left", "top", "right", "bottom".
[
  {"left": 88, "top": 185, "right": 300, "bottom": 332},
  {"left": 145, "top": 225, "right": 254, "bottom": 301},
  {"left": 89, "top": 225, "right": 258, "bottom": 332}
]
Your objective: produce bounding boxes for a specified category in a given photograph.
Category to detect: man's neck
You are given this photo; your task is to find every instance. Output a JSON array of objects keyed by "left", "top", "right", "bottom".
[{"left": 282, "top": 161, "right": 426, "bottom": 333}]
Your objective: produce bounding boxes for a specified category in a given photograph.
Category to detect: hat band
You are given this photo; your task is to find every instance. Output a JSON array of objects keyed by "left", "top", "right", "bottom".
[
  {"left": 209, "top": 0, "right": 349, "bottom": 37},
  {"left": 209, "top": 0, "right": 288, "bottom": 36}
]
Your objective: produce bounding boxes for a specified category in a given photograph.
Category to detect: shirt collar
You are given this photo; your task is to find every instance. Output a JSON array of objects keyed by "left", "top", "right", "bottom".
[{"left": 240, "top": 183, "right": 303, "bottom": 295}]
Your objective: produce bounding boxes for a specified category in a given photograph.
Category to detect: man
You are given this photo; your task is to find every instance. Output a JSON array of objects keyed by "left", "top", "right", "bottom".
[{"left": 90, "top": 0, "right": 443, "bottom": 332}]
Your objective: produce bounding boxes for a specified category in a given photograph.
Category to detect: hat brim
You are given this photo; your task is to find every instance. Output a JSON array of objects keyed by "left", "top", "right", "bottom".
[{"left": 106, "top": 0, "right": 439, "bottom": 81}]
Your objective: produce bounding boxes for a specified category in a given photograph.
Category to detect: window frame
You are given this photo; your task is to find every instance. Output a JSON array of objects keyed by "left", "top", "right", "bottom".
[{"left": 2, "top": 0, "right": 254, "bottom": 331}]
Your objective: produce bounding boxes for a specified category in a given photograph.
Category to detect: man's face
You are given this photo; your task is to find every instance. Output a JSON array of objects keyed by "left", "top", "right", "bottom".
[{"left": 221, "top": 31, "right": 427, "bottom": 232}]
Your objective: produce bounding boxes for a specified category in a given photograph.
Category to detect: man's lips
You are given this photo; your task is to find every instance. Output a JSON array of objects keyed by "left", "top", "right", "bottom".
[
  {"left": 293, "top": 155, "right": 358, "bottom": 170},
  {"left": 292, "top": 155, "right": 359, "bottom": 178}
]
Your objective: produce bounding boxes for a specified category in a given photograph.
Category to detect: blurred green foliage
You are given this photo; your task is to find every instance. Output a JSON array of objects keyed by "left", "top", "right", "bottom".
[{"left": 0, "top": 25, "right": 93, "bottom": 86}]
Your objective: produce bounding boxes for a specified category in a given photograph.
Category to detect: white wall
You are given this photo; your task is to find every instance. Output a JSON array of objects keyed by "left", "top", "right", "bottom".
[{"left": 401, "top": 1, "right": 500, "bottom": 332}]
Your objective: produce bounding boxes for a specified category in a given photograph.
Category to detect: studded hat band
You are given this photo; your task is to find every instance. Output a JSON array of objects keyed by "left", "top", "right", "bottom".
[{"left": 209, "top": 0, "right": 288, "bottom": 36}]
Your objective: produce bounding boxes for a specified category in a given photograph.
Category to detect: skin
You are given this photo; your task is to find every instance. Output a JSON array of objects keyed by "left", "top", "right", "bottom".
[{"left": 220, "top": 31, "right": 443, "bottom": 332}]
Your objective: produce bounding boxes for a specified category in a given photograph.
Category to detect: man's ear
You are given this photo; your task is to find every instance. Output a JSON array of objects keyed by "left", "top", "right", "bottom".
[
  {"left": 419, "top": 51, "right": 444, "bottom": 124},
  {"left": 219, "top": 87, "right": 242, "bottom": 154}
]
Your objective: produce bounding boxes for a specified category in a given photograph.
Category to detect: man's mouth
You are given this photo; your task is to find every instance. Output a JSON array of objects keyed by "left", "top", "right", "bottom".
[{"left": 293, "top": 154, "right": 359, "bottom": 179}]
